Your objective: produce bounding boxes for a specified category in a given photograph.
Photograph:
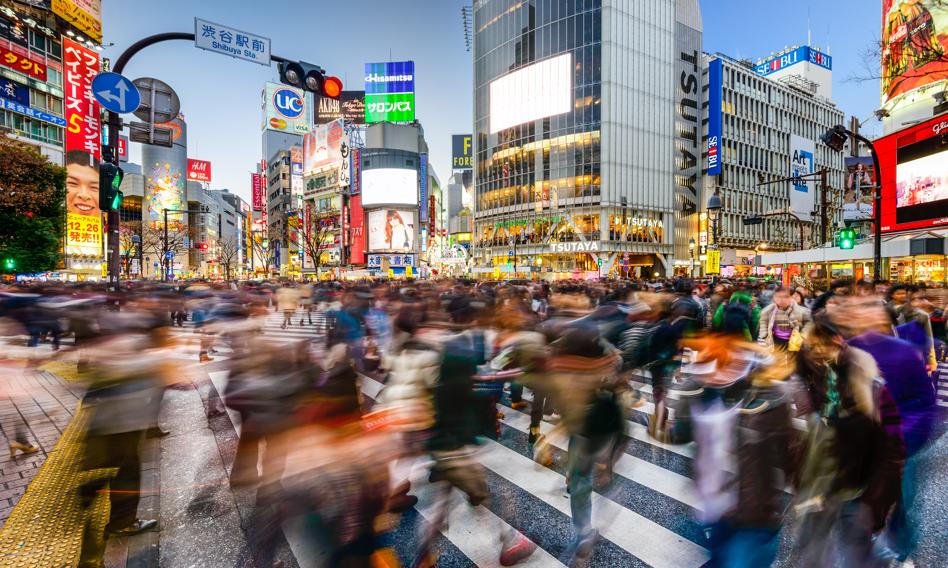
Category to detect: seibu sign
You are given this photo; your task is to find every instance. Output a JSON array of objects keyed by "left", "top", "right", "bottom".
[
  {"left": 549, "top": 241, "right": 600, "bottom": 253},
  {"left": 187, "top": 158, "right": 212, "bottom": 182}
]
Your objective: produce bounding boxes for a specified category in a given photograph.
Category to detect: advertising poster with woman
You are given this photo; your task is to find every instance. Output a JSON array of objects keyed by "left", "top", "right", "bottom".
[
  {"left": 843, "top": 156, "right": 876, "bottom": 221},
  {"left": 882, "top": 0, "right": 948, "bottom": 104},
  {"left": 368, "top": 209, "right": 414, "bottom": 252}
]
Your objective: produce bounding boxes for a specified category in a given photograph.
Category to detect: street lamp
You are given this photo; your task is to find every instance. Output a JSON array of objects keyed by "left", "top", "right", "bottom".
[
  {"left": 707, "top": 191, "right": 722, "bottom": 248},
  {"left": 821, "top": 124, "right": 882, "bottom": 280},
  {"left": 688, "top": 238, "right": 696, "bottom": 277},
  {"left": 130, "top": 234, "right": 141, "bottom": 279}
]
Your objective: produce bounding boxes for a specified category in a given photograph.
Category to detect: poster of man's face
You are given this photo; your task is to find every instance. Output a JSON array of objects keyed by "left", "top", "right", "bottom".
[{"left": 65, "top": 150, "right": 100, "bottom": 217}]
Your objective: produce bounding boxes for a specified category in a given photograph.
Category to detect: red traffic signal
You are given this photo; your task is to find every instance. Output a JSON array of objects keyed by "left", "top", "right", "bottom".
[
  {"left": 198, "top": 242, "right": 208, "bottom": 251},
  {"left": 323, "top": 76, "right": 343, "bottom": 99}
]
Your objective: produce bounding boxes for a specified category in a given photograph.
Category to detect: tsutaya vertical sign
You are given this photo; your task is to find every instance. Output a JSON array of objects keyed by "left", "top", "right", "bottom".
[
  {"left": 789, "top": 134, "right": 815, "bottom": 221},
  {"left": 63, "top": 37, "right": 101, "bottom": 160},
  {"left": 675, "top": 25, "right": 701, "bottom": 217},
  {"left": 707, "top": 58, "right": 723, "bottom": 176}
]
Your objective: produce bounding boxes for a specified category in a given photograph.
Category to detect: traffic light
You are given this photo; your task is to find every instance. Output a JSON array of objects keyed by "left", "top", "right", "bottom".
[
  {"left": 278, "top": 61, "right": 343, "bottom": 98},
  {"left": 99, "top": 162, "right": 124, "bottom": 211},
  {"left": 837, "top": 228, "right": 856, "bottom": 250},
  {"left": 821, "top": 125, "right": 849, "bottom": 152},
  {"left": 2, "top": 258, "right": 14, "bottom": 272},
  {"left": 198, "top": 242, "right": 208, "bottom": 251}
]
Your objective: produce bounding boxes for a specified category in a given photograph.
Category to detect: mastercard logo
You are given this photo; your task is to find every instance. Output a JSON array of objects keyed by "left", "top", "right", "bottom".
[{"left": 269, "top": 117, "right": 287, "bottom": 129}]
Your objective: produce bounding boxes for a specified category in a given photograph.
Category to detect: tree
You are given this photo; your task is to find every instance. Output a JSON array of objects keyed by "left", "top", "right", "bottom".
[
  {"left": 301, "top": 211, "right": 339, "bottom": 274},
  {"left": 215, "top": 237, "right": 241, "bottom": 280},
  {"left": 852, "top": 0, "right": 948, "bottom": 101},
  {"left": 140, "top": 220, "right": 191, "bottom": 279},
  {"left": 118, "top": 223, "right": 142, "bottom": 278},
  {"left": 250, "top": 232, "right": 275, "bottom": 276},
  {"left": 0, "top": 135, "right": 65, "bottom": 274}
]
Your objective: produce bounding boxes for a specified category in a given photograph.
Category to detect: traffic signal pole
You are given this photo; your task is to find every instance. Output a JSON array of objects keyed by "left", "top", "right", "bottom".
[{"left": 102, "top": 32, "right": 293, "bottom": 288}]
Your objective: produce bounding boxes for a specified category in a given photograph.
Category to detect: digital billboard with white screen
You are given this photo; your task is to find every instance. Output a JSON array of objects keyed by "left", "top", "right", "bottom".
[
  {"left": 489, "top": 53, "right": 572, "bottom": 134},
  {"left": 895, "top": 136, "right": 948, "bottom": 224},
  {"left": 362, "top": 168, "right": 418, "bottom": 207}
]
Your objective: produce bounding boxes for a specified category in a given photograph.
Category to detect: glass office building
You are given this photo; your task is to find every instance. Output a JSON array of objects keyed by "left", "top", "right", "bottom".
[{"left": 473, "top": 0, "right": 703, "bottom": 278}]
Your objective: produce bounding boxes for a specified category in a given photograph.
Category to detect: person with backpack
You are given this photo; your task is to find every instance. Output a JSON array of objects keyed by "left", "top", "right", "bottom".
[{"left": 713, "top": 288, "right": 760, "bottom": 342}]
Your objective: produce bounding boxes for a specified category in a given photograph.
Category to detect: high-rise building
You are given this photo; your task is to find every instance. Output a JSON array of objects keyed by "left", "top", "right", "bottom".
[
  {"left": 266, "top": 147, "right": 293, "bottom": 274},
  {"left": 472, "top": 0, "right": 703, "bottom": 279},
  {"left": 702, "top": 53, "right": 845, "bottom": 276}
]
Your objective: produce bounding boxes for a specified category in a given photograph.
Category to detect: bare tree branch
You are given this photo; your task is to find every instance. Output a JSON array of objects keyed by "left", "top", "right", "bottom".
[
  {"left": 301, "top": 210, "right": 339, "bottom": 273},
  {"left": 215, "top": 237, "right": 240, "bottom": 280}
]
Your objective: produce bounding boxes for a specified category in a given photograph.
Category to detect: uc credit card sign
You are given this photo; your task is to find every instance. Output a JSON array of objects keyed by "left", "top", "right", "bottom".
[{"left": 263, "top": 82, "right": 312, "bottom": 134}]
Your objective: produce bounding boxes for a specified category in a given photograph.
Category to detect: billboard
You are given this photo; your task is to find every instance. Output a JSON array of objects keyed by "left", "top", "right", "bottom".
[
  {"left": 263, "top": 82, "right": 312, "bottom": 135},
  {"left": 350, "top": 194, "right": 365, "bottom": 264},
  {"left": 843, "top": 156, "right": 875, "bottom": 222},
  {"left": 0, "top": 44, "right": 46, "bottom": 81},
  {"left": 489, "top": 53, "right": 572, "bottom": 134},
  {"left": 452, "top": 135, "right": 473, "bottom": 170},
  {"left": 707, "top": 59, "right": 723, "bottom": 176},
  {"left": 142, "top": 116, "right": 187, "bottom": 230},
  {"left": 65, "top": 213, "right": 101, "bottom": 257},
  {"left": 419, "top": 153, "right": 428, "bottom": 224},
  {"left": 789, "top": 134, "right": 815, "bottom": 221},
  {"left": 351, "top": 147, "right": 361, "bottom": 195},
  {"left": 291, "top": 146, "right": 303, "bottom": 196},
  {"left": 251, "top": 173, "right": 265, "bottom": 210},
  {"left": 187, "top": 159, "right": 212, "bottom": 182},
  {"left": 315, "top": 91, "right": 366, "bottom": 124},
  {"left": 368, "top": 209, "right": 415, "bottom": 252},
  {"left": 52, "top": 0, "right": 102, "bottom": 43},
  {"left": 364, "top": 61, "right": 415, "bottom": 123},
  {"left": 876, "top": 114, "right": 948, "bottom": 233},
  {"left": 754, "top": 46, "right": 832, "bottom": 76},
  {"left": 303, "top": 118, "right": 346, "bottom": 175},
  {"left": 881, "top": 0, "right": 948, "bottom": 106},
  {"left": 362, "top": 168, "right": 418, "bottom": 207}
]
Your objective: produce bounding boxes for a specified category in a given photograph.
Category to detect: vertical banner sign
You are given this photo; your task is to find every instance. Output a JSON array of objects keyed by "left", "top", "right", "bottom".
[
  {"left": 64, "top": 38, "right": 101, "bottom": 160},
  {"left": 419, "top": 153, "right": 428, "bottom": 224},
  {"left": 350, "top": 147, "right": 361, "bottom": 195},
  {"left": 246, "top": 210, "right": 253, "bottom": 263},
  {"left": 349, "top": 194, "right": 365, "bottom": 264},
  {"left": 789, "top": 134, "right": 815, "bottom": 221},
  {"left": 290, "top": 146, "right": 303, "bottom": 196},
  {"left": 63, "top": 37, "right": 102, "bottom": 260},
  {"left": 707, "top": 59, "right": 723, "bottom": 176},
  {"left": 705, "top": 249, "right": 721, "bottom": 275},
  {"left": 251, "top": 173, "right": 264, "bottom": 210}
]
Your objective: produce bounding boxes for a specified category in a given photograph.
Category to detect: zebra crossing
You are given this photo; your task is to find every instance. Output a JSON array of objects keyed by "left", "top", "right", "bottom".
[
  {"left": 165, "top": 310, "right": 327, "bottom": 361},
  {"left": 938, "top": 362, "right": 948, "bottom": 409}
]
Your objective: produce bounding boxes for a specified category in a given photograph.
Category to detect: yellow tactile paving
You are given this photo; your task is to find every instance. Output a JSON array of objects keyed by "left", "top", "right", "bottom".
[{"left": 0, "top": 402, "right": 112, "bottom": 567}]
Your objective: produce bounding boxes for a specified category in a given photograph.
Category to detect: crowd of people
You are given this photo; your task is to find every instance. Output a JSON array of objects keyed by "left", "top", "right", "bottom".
[{"left": 0, "top": 276, "right": 945, "bottom": 567}]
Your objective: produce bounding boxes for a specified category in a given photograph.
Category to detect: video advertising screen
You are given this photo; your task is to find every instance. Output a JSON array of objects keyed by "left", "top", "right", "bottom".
[
  {"left": 895, "top": 136, "right": 948, "bottom": 225},
  {"left": 362, "top": 168, "right": 418, "bottom": 207},
  {"left": 368, "top": 209, "right": 415, "bottom": 252},
  {"left": 489, "top": 53, "right": 572, "bottom": 134}
]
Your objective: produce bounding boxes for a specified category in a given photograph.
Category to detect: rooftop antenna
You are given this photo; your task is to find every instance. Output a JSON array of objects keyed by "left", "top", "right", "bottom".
[{"left": 807, "top": 7, "right": 811, "bottom": 46}]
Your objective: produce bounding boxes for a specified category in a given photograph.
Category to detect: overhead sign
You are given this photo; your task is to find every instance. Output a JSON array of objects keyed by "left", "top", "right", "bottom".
[
  {"left": 63, "top": 38, "right": 101, "bottom": 160},
  {"left": 194, "top": 18, "right": 271, "bottom": 66},
  {"left": 754, "top": 46, "right": 832, "bottom": 76},
  {"left": 364, "top": 61, "right": 415, "bottom": 123},
  {"left": 52, "top": 0, "right": 102, "bottom": 44},
  {"left": 132, "top": 77, "right": 180, "bottom": 124},
  {"left": 707, "top": 59, "right": 723, "bottom": 176},
  {"left": 0, "top": 43, "right": 46, "bottom": 81},
  {"left": 91, "top": 72, "right": 141, "bottom": 114},
  {"left": 705, "top": 249, "right": 721, "bottom": 275},
  {"left": 263, "top": 82, "right": 312, "bottom": 134},
  {"left": 452, "top": 135, "right": 473, "bottom": 170},
  {"left": 789, "top": 134, "right": 815, "bottom": 221},
  {"left": 187, "top": 159, "right": 212, "bottom": 182},
  {"left": 315, "top": 90, "right": 366, "bottom": 124}
]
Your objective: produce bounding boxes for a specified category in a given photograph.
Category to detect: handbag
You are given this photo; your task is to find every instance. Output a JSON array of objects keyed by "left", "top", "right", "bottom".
[{"left": 788, "top": 327, "right": 804, "bottom": 352}]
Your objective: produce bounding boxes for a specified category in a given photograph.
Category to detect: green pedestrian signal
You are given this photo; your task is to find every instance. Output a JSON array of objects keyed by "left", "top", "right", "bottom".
[
  {"left": 837, "top": 228, "right": 856, "bottom": 250},
  {"left": 99, "top": 162, "right": 124, "bottom": 211},
  {"left": 3, "top": 258, "right": 14, "bottom": 271}
]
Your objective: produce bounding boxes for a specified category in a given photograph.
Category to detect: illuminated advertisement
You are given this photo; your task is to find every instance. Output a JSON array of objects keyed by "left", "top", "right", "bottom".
[
  {"left": 362, "top": 168, "right": 418, "bottom": 207},
  {"left": 303, "top": 118, "right": 345, "bottom": 175},
  {"left": 364, "top": 61, "right": 415, "bottom": 123},
  {"left": 368, "top": 209, "right": 415, "bottom": 252},
  {"left": 489, "top": 53, "right": 572, "bottom": 134},
  {"left": 882, "top": 0, "right": 948, "bottom": 106},
  {"left": 789, "top": 134, "right": 815, "bottom": 221},
  {"left": 707, "top": 59, "right": 723, "bottom": 176},
  {"left": 843, "top": 156, "right": 875, "bottom": 222},
  {"left": 65, "top": 213, "right": 101, "bottom": 257},
  {"left": 419, "top": 153, "right": 428, "bottom": 224},
  {"left": 263, "top": 82, "right": 312, "bottom": 135},
  {"left": 251, "top": 173, "right": 265, "bottom": 210},
  {"left": 52, "top": 0, "right": 102, "bottom": 43},
  {"left": 876, "top": 114, "right": 948, "bottom": 232},
  {"left": 350, "top": 194, "right": 365, "bottom": 264},
  {"left": 0, "top": 44, "right": 46, "bottom": 81},
  {"left": 316, "top": 90, "right": 366, "bottom": 124},
  {"left": 63, "top": 38, "right": 100, "bottom": 160},
  {"left": 187, "top": 159, "right": 212, "bottom": 182},
  {"left": 291, "top": 146, "right": 303, "bottom": 196},
  {"left": 452, "top": 135, "right": 472, "bottom": 170},
  {"left": 754, "top": 46, "right": 832, "bottom": 76}
]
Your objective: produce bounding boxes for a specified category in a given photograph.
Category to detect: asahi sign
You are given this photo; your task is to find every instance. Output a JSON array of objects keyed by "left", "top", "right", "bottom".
[{"left": 549, "top": 241, "right": 600, "bottom": 253}]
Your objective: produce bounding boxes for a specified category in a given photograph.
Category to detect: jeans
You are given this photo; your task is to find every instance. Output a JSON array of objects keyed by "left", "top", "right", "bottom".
[
  {"left": 795, "top": 498, "right": 875, "bottom": 566},
  {"left": 706, "top": 521, "right": 779, "bottom": 568},
  {"left": 567, "top": 435, "right": 600, "bottom": 540},
  {"left": 886, "top": 448, "right": 925, "bottom": 561}
]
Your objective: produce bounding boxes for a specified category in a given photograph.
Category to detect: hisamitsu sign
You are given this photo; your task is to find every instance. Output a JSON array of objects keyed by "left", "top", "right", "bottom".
[{"left": 194, "top": 18, "right": 271, "bottom": 66}]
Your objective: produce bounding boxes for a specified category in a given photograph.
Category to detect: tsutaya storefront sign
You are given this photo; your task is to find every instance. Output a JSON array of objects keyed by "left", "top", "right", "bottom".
[{"left": 549, "top": 241, "right": 600, "bottom": 253}]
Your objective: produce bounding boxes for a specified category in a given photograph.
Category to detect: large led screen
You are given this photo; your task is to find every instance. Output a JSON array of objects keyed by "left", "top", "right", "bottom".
[
  {"left": 362, "top": 168, "right": 418, "bottom": 207},
  {"left": 368, "top": 209, "right": 415, "bottom": 252},
  {"left": 895, "top": 136, "right": 948, "bottom": 224},
  {"left": 489, "top": 53, "right": 572, "bottom": 134}
]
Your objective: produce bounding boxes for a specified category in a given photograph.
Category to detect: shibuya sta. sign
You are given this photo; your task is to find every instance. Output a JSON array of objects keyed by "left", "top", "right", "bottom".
[{"left": 549, "top": 241, "right": 600, "bottom": 253}]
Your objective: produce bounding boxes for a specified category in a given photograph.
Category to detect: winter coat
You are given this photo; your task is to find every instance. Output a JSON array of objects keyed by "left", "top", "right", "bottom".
[{"left": 757, "top": 302, "right": 811, "bottom": 348}]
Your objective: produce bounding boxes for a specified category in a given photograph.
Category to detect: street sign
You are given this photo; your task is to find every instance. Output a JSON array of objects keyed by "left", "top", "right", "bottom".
[
  {"left": 165, "top": 251, "right": 174, "bottom": 259},
  {"left": 194, "top": 18, "right": 271, "bottom": 67},
  {"left": 705, "top": 249, "right": 721, "bottom": 275},
  {"left": 132, "top": 77, "right": 180, "bottom": 124},
  {"left": 129, "top": 121, "right": 174, "bottom": 148},
  {"left": 91, "top": 72, "right": 141, "bottom": 114}
]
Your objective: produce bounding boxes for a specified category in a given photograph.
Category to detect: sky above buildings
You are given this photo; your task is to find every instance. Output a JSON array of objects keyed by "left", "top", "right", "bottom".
[{"left": 102, "top": 0, "right": 883, "bottom": 203}]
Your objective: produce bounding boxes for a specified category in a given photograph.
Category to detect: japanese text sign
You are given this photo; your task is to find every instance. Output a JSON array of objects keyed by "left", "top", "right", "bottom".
[
  {"left": 194, "top": 18, "right": 271, "bottom": 66},
  {"left": 65, "top": 212, "right": 102, "bottom": 257},
  {"left": 0, "top": 44, "right": 46, "bottom": 81},
  {"left": 63, "top": 37, "right": 101, "bottom": 160}
]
